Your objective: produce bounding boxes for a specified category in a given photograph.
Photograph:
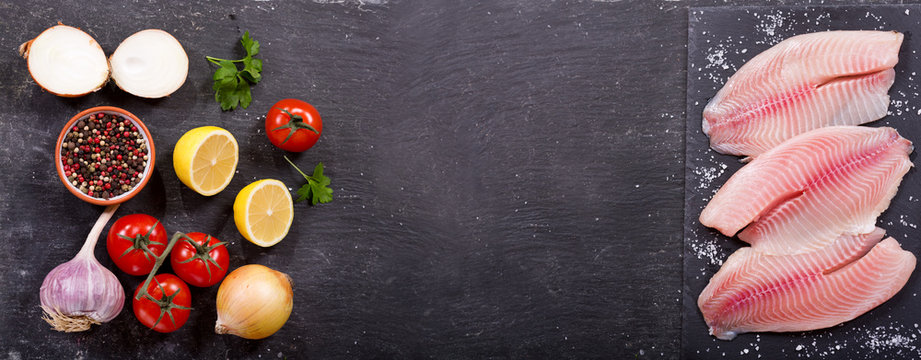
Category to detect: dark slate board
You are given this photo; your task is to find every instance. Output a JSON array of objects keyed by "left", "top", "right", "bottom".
[
  {"left": 684, "top": 5, "right": 921, "bottom": 359},
  {"left": 0, "top": 1, "right": 692, "bottom": 359}
]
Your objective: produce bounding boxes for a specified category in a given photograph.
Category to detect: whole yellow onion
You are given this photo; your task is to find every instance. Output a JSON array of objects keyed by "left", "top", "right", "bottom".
[{"left": 215, "top": 264, "right": 293, "bottom": 339}]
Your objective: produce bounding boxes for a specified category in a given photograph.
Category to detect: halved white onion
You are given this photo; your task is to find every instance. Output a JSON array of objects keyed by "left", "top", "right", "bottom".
[
  {"left": 20, "top": 25, "right": 109, "bottom": 97},
  {"left": 109, "top": 29, "right": 189, "bottom": 98}
]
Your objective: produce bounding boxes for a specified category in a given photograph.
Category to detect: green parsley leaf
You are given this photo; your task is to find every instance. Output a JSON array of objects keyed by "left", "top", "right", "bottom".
[
  {"left": 284, "top": 156, "right": 333, "bottom": 206},
  {"left": 308, "top": 163, "right": 333, "bottom": 205},
  {"left": 240, "top": 57, "right": 262, "bottom": 83},
  {"left": 241, "top": 31, "right": 260, "bottom": 57},
  {"left": 206, "top": 31, "right": 263, "bottom": 111},
  {"left": 213, "top": 60, "right": 238, "bottom": 81},
  {"left": 238, "top": 81, "right": 252, "bottom": 109}
]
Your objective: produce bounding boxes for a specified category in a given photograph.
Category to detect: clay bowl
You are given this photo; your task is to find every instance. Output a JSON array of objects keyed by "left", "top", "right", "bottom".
[{"left": 55, "top": 106, "right": 155, "bottom": 205}]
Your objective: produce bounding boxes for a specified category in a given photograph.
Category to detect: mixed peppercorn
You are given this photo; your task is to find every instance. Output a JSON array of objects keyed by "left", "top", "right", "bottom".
[{"left": 60, "top": 112, "right": 149, "bottom": 199}]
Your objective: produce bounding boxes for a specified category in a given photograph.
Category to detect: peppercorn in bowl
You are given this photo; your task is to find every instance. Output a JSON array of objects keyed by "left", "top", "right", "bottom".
[{"left": 55, "top": 106, "right": 156, "bottom": 205}]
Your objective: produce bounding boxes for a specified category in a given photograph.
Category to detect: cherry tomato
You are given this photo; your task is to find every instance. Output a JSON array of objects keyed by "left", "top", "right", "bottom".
[
  {"left": 106, "top": 214, "right": 167, "bottom": 276},
  {"left": 133, "top": 274, "right": 191, "bottom": 333},
  {"left": 265, "top": 98, "right": 322, "bottom": 152},
  {"left": 170, "top": 232, "right": 229, "bottom": 287}
]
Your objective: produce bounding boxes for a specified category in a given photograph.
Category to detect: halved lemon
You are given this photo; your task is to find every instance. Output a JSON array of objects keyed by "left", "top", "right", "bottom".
[
  {"left": 173, "top": 126, "right": 238, "bottom": 196},
  {"left": 234, "top": 179, "right": 294, "bottom": 247}
]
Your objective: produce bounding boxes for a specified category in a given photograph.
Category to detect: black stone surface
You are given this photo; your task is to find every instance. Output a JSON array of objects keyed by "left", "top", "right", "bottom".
[
  {"left": 685, "top": 5, "right": 921, "bottom": 360},
  {"left": 9, "top": 1, "right": 921, "bottom": 359}
]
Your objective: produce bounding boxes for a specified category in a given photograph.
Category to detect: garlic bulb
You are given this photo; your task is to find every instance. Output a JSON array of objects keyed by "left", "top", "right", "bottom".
[
  {"left": 40, "top": 205, "right": 125, "bottom": 331},
  {"left": 215, "top": 264, "right": 293, "bottom": 339}
]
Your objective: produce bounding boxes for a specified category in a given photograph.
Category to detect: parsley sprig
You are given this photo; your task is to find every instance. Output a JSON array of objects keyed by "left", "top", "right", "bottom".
[
  {"left": 206, "top": 31, "right": 263, "bottom": 110},
  {"left": 284, "top": 156, "right": 333, "bottom": 205}
]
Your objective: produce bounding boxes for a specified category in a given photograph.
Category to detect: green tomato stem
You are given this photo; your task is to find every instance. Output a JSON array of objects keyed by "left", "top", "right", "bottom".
[{"left": 134, "top": 231, "right": 189, "bottom": 301}]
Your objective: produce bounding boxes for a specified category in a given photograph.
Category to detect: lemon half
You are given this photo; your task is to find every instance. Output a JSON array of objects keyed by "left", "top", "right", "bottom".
[
  {"left": 173, "top": 126, "right": 238, "bottom": 196},
  {"left": 234, "top": 179, "right": 294, "bottom": 247}
]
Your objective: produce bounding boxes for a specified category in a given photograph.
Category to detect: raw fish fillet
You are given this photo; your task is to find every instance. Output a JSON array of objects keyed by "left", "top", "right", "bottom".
[
  {"left": 698, "top": 229, "right": 915, "bottom": 340},
  {"left": 699, "top": 126, "right": 912, "bottom": 254},
  {"left": 703, "top": 30, "right": 903, "bottom": 157}
]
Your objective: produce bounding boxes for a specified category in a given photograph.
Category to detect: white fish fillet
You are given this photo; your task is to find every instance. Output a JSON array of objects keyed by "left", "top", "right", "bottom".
[
  {"left": 700, "top": 126, "right": 912, "bottom": 255},
  {"left": 699, "top": 229, "right": 915, "bottom": 340},
  {"left": 703, "top": 30, "right": 902, "bottom": 157}
]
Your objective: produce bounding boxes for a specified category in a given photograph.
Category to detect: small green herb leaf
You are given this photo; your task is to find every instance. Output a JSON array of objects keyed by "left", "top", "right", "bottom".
[
  {"left": 206, "top": 31, "right": 263, "bottom": 111},
  {"left": 285, "top": 156, "right": 333, "bottom": 206},
  {"left": 241, "top": 31, "right": 260, "bottom": 57},
  {"left": 241, "top": 58, "right": 263, "bottom": 83},
  {"left": 309, "top": 163, "right": 333, "bottom": 205},
  {"left": 213, "top": 61, "right": 236, "bottom": 80},
  {"left": 237, "top": 81, "right": 253, "bottom": 109}
]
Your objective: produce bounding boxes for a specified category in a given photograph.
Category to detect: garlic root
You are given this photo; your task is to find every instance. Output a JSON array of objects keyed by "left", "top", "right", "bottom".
[{"left": 41, "top": 305, "right": 100, "bottom": 332}]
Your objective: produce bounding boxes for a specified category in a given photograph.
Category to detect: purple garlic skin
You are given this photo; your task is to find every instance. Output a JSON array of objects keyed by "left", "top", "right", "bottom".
[{"left": 40, "top": 254, "right": 124, "bottom": 323}]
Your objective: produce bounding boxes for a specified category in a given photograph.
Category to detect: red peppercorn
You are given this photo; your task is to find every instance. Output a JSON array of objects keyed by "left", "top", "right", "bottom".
[{"left": 61, "top": 113, "right": 149, "bottom": 200}]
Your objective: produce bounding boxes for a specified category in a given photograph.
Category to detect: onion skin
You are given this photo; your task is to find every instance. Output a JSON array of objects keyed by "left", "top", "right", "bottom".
[{"left": 215, "top": 264, "right": 293, "bottom": 339}]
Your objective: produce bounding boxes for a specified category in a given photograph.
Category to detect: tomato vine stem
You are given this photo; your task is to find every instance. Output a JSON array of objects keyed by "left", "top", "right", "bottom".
[{"left": 134, "top": 231, "right": 189, "bottom": 301}]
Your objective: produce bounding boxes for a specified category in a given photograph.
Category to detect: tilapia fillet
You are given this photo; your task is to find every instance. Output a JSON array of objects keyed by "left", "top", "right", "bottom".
[
  {"left": 700, "top": 126, "right": 913, "bottom": 255},
  {"left": 703, "top": 30, "right": 903, "bottom": 157},
  {"left": 699, "top": 229, "right": 915, "bottom": 341}
]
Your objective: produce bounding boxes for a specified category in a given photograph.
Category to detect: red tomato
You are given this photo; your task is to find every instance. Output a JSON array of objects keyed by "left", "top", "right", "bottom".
[
  {"left": 170, "top": 232, "right": 229, "bottom": 287},
  {"left": 265, "top": 98, "right": 322, "bottom": 152},
  {"left": 106, "top": 214, "right": 168, "bottom": 276},
  {"left": 132, "top": 274, "right": 191, "bottom": 333}
]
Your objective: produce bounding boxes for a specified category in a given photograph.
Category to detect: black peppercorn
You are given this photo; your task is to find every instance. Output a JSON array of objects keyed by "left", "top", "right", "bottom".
[{"left": 60, "top": 112, "right": 149, "bottom": 200}]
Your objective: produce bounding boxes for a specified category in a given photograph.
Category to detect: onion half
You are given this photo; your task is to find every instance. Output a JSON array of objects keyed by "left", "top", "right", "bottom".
[
  {"left": 109, "top": 29, "right": 189, "bottom": 98},
  {"left": 20, "top": 25, "right": 108, "bottom": 97}
]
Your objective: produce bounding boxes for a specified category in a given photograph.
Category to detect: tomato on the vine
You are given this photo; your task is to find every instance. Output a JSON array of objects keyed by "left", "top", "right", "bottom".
[
  {"left": 106, "top": 214, "right": 167, "bottom": 276},
  {"left": 170, "top": 232, "right": 229, "bottom": 287},
  {"left": 133, "top": 274, "right": 192, "bottom": 333},
  {"left": 265, "top": 98, "right": 322, "bottom": 152}
]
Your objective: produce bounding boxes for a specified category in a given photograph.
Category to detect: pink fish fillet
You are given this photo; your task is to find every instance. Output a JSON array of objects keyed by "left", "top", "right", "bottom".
[
  {"left": 699, "top": 126, "right": 912, "bottom": 254},
  {"left": 703, "top": 30, "right": 902, "bottom": 157},
  {"left": 698, "top": 229, "right": 915, "bottom": 340}
]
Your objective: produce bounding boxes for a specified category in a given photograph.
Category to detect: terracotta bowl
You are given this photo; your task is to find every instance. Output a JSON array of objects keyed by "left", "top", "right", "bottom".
[{"left": 55, "top": 106, "right": 156, "bottom": 205}]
